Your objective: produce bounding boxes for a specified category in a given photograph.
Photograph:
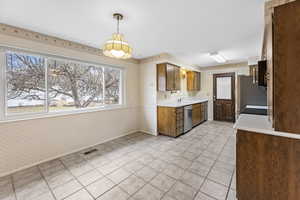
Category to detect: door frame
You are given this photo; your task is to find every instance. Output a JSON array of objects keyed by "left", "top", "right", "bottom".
[{"left": 213, "top": 72, "right": 236, "bottom": 122}]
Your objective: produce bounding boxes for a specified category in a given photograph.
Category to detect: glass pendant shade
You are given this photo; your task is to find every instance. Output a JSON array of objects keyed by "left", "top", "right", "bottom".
[{"left": 103, "top": 33, "right": 132, "bottom": 59}]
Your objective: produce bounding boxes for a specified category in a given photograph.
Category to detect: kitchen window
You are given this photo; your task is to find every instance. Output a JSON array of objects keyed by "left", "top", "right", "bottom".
[{"left": 0, "top": 47, "right": 124, "bottom": 121}]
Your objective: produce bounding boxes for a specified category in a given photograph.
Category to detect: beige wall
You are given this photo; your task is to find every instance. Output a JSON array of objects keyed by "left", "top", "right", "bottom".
[
  {"left": 0, "top": 34, "right": 141, "bottom": 177},
  {"left": 200, "top": 63, "right": 249, "bottom": 120}
]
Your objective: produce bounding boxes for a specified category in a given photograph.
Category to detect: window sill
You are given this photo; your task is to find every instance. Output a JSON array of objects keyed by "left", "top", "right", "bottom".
[{"left": 0, "top": 104, "right": 129, "bottom": 124}]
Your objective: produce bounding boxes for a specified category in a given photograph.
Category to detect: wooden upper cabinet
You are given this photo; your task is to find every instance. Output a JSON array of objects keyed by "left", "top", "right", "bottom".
[
  {"left": 174, "top": 66, "right": 181, "bottom": 90},
  {"left": 187, "top": 71, "right": 201, "bottom": 91},
  {"left": 157, "top": 63, "right": 181, "bottom": 91}
]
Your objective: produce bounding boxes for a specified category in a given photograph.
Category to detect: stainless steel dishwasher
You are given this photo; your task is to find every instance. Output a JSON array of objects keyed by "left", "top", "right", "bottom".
[{"left": 184, "top": 105, "right": 193, "bottom": 133}]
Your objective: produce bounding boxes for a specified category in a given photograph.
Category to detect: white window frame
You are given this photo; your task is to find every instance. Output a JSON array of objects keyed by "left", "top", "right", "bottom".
[{"left": 0, "top": 46, "right": 126, "bottom": 122}]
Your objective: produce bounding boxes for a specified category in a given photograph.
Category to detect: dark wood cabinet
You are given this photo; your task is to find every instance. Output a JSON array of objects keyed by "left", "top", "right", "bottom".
[
  {"left": 236, "top": 129, "right": 300, "bottom": 200},
  {"left": 273, "top": 1, "right": 300, "bottom": 133},
  {"left": 157, "top": 63, "right": 181, "bottom": 91},
  {"left": 157, "top": 106, "right": 183, "bottom": 137},
  {"left": 187, "top": 71, "right": 201, "bottom": 91}
]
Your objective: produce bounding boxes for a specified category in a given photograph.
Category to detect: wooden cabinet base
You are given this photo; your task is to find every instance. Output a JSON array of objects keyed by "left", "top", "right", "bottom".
[
  {"left": 237, "top": 130, "right": 300, "bottom": 200},
  {"left": 157, "top": 106, "right": 183, "bottom": 137},
  {"left": 157, "top": 102, "right": 207, "bottom": 138}
]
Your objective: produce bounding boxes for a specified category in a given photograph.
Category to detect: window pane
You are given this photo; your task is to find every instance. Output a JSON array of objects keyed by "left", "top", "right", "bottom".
[
  {"left": 216, "top": 77, "right": 232, "bottom": 100},
  {"left": 104, "top": 67, "right": 121, "bottom": 104},
  {"left": 48, "top": 59, "right": 104, "bottom": 111},
  {"left": 6, "top": 52, "right": 46, "bottom": 115}
]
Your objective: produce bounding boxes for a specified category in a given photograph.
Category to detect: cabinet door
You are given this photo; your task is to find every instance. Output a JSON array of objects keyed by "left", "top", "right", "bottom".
[
  {"left": 187, "top": 71, "right": 195, "bottom": 91},
  {"left": 192, "top": 104, "right": 201, "bottom": 126},
  {"left": 200, "top": 103, "right": 205, "bottom": 122},
  {"left": 166, "top": 64, "right": 175, "bottom": 91},
  {"left": 196, "top": 72, "right": 201, "bottom": 90},
  {"left": 157, "top": 64, "right": 167, "bottom": 91},
  {"left": 175, "top": 107, "right": 184, "bottom": 136},
  {"left": 174, "top": 66, "right": 181, "bottom": 91},
  {"left": 157, "top": 107, "right": 177, "bottom": 137}
]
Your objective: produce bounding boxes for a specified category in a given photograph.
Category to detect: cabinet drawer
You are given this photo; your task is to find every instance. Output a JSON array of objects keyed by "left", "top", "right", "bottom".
[{"left": 192, "top": 104, "right": 201, "bottom": 109}]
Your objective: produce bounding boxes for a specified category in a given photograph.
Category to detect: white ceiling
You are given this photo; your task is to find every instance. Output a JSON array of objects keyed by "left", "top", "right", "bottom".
[{"left": 0, "top": 0, "right": 265, "bottom": 67}]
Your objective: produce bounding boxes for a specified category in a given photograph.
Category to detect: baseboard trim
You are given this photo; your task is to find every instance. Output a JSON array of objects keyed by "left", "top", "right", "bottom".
[
  {"left": 0, "top": 129, "right": 141, "bottom": 178},
  {"left": 138, "top": 130, "right": 157, "bottom": 136}
]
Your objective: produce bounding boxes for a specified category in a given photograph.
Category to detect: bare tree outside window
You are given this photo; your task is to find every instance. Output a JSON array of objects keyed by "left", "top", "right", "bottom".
[
  {"left": 105, "top": 67, "right": 120, "bottom": 104},
  {"left": 5, "top": 51, "right": 122, "bottom": 116},
  {"left": 6, "top": 52, "right": 46, "bottom": 114},
  {"left": 48, "top": 59, "right": 104, "bottom": 111}
]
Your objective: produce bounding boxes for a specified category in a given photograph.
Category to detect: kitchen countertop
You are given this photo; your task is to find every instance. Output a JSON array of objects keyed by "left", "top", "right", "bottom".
[
  {"left": 234, "top": 114, "right": 300, "bottom": 140},
  {"left": 157, "top": 98, "right": 209, "bottom": 107},
  {"left": 241, "top": 105, "right": 267, "bottom": 115}
]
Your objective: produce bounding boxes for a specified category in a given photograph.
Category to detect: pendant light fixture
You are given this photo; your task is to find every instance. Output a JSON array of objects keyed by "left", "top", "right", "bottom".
[{"left": 103, "top": 13, "right": 132, "bottom": 59}]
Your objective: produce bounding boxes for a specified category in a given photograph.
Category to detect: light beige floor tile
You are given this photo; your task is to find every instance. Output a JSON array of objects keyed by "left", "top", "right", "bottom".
[
  {"left": 52, "top": 180, "right": 82, "bottom": 200},
  {"left": 119, "top": 175, "right": 146, "bottom": 195},
  {"left": 107, "top": 168, "right": 131, "bottom": 184},
  {"left": 161, "top": 195, "right": 176, "bottom": 200},
  {"left": 194, "top": 192, "right": 216, "bottom": 200},
  {"left": 189, "top": 161, "right": 211, "bottom": 177},
  {"left": 132, "top": 184, "right": 164, "bottom": 200},
  {"left": 162, "top": 164, "right": 184, "bottom": 180},
  {"left": 66, "top": 162, "right": 94, "bottom": 177},
  {"left": 86, "top": 177, "right": 115, "bottom": 199},
  {"left": 97, "top": 162, "right": 120, "bottom": 175},
  {"left": 123, "top": 161, "right": 145, "bottom": 173},
  {"left": 171, "top": 157, "right": 192, "bottom": 169},
  {"left": 179, "top": 171, "right": 205, "bottom": 190},
  {"left": 208, "top": 169, "right": 232, "bottom": 187},
  {"left": 226, "top": 189, "right": 236, "bottom": 200},
  {"left": 77, "top": 169, "right": 103, "bottom": 186},
  {"left": 135, "top": 166, "right": 158, "bottom": 182},
  {"left": 64, "top": 189, "right": 93, "bottom": 200},
  {"left": 200, "top": 180, "right": 228, "bottom": 200},
  {"left": 15, "top": 179, "right": 50, "bottom": 200},
  {"left": 167, "top": 182, "right": 197, "bottom": 200},
  {"left": 150, "top": 173, "right": 176, "bottom": 192},
  {"left": 96, "top": 186, "right": 129, "bottom": 200},
  {"left": 44, "top": 169, "right": 75, "bottom": 189},
  {"left": 148, "top": 159, "right": 168, "bottom": 172},
  {"left": 0, "top": 183, "right": 16, "bottom": 200},
  {"left": 32, "top": 192, "right": 55, "bottom": 200},
  {"left": 7, "top": 124, "right": 236, "bottom": 200},
  {"left": 181, "top": 151, "right": 200, "bottom": 161},
  {"left": 196, "top": 156, "right": 216, "bottom": 167}
]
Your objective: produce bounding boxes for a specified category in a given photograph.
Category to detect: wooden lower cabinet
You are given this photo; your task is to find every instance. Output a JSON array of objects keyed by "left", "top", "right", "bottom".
[
  {"left": 236, "top": 129, "right": 300, "bottom": 200},
  {"left": 158, "top": 102, "right": 207, "bottom": 137},
  {"left": 157, "top": 106, "right": 183, "bottom": 137},
  {"left": 192, "top": 102, "right": 207, "bottom": 127}
]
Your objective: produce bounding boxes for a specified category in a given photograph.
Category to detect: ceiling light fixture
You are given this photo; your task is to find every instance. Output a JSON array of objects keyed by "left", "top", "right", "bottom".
[
  {"left": 103, "top": 13, "right": 132, "bottom": 59},
  {"left": 209, "top": 52, "right": 227, "bottom": 63}
]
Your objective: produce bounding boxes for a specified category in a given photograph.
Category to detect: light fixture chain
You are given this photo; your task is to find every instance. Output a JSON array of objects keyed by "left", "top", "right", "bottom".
[{"left": 117, "top": 17, "right": 120, "bottom": 34}]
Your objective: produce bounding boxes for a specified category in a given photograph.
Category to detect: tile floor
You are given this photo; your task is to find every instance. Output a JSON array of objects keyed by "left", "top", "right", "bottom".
[{"left": 0, "top": 121, "right": 236, "bottom": 200}]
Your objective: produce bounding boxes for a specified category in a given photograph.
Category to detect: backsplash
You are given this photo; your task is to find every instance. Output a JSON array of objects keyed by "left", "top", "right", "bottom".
[{"left": 157, "top": 72, "right": 207, "bottom": 103}]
